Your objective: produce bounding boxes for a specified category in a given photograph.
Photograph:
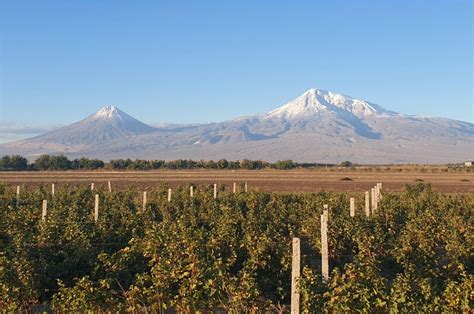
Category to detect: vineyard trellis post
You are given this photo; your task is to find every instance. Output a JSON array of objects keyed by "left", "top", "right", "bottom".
[
  {"left": 42, "top": 200, "right": 47, "bottom": 221},
  {"left": 16, "top": 185, "right": 20, "bottom": 208},
  {"left": 371, "top": 187, "right": 376, "bottom": 213},
  {"left": 233, "top": 182, "right": 236, "bottom": 193},
  {"left": 142, "top": 191, "right": 147, "bottom": 212},
  {"left": 108, "top": 181, "right": 112, "bottom": 193},
  {"left": 365, "top": 191, "right": 370, "bottom": 217},
  {"left": 190, "top": 186, "right": 194, "bottom": 197},
  {"left": 213, "top": 183, "right": 217, "bottom": 199},
  {"left": 168, "top": 188, "right": 172, "bottom": 202},
  {"left": 374, "top": 185, "right": 379, "bottom": 211},
  {"left": 321, "top": 204, "right": 329, "bottom": 283},
  {"left": 91, "top": 182, "right": 95, "bottom": 191},
  {"left": 291, "top": 237, "right": 300, "bottom": 314},
  {"left": 245, "top": 182, "right": 248, "bottom": 192},
  {"left": 376, "top": 183, "right": 382, "bottom": 201},
  {"left": 51, "top": 183, "right": 55, "bottom": 196},
  {"left": 350, "top": 197, "right": 355, "bottom": 217},
  {"left": 94, "top": 194, "right": 99, "bottom": 222}
]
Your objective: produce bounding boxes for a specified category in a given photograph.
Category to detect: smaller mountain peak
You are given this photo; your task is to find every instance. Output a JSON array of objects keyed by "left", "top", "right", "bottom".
[{"left": 94, "top": 105, "right": 122, "bottom": 119}]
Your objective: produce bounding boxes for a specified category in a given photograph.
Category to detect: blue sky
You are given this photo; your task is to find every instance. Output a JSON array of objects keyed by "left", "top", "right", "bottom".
[{"left": 0, "top": 0, "right": 472, "bottom": 142}]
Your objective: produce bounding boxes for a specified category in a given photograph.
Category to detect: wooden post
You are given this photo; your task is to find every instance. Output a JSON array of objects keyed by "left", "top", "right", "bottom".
[
  {"left": 244, "top": 182, "right": 248, "bottom": 193},
  {"left": 16, "top": 186, "right": 20, "bottom": 207},
  {"left": 233, "top": 182, "right": 236, "bottom": 193},
  {"left": 350, "top": 197, "right": 355, "bottom": 217},
  {"left": 168, "top": 188, "right": 172, "bottom": 202},
  {"left": 321, "top": 205, "right": 329, "bottom": 283},
  {"left": 190, "top": 186, "right": 194, "bottom": 197},
  {"left": 94, "top": 194, "right": 99, "bottom": 222},
  {"left": 51, "top": 183, "right": 55, "bottom": 196},
  {"left": 91, "top": 182, "right": 94, "bottom": 191},
  {"left": 365, "top": 191, "right": 370, "bottom": 217},
  {"left": 213, "top": 183, "right": 217, "bottom": 199},
  {"left": 108, "top": 181, "right": 112, "bottom": 193},
  {"left": 291, "top": 237, "right": 301, "bottom": 314},
  {"left": 42, "top": 200, "right": 47, "bottom": 221},
  {"left": 142, "top": 191, "right": 147, "bottom": 212}
]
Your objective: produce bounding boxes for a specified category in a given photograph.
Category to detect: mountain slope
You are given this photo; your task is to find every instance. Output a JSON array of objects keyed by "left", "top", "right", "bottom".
[
  {"left": 0, "top": 105, "right": 158, "bottom": 155},
  {"left": 0, "top": 90, "right": 472, "bottom": 163}
]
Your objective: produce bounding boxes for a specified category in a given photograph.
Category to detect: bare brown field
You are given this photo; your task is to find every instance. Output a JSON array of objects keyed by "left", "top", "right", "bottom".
[{"left": 0, "top": 169, "right": 472, "bottom": 193}]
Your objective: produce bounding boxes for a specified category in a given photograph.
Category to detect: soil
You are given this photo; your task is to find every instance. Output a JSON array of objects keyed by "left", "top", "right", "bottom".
[{"left": 1, "top": 169, "right": 472, "bottom": 194}]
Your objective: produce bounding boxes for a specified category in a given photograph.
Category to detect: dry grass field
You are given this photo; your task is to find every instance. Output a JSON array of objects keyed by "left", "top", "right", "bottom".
[{"left": 0, "top": 168, "right": 472, "bottom": 193}]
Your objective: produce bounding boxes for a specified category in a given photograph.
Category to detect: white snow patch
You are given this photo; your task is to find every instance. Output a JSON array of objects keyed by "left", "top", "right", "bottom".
[
  {"left": 262, "top": 88, "right": 397, "bottom": 120},
  {"left": 94, "top": 105, "right": 122, "bottom": 120}
]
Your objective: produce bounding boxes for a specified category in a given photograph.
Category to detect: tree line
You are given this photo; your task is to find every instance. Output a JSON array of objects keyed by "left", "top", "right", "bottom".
[{"left": 0, "top": 154, "right": 343, "bottom": 171}]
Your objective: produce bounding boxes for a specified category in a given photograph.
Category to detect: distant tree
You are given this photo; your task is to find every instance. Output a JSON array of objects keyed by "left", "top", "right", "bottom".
[
  {"left": 33, "top": 154, "right": 71, "bottom": 170},
  {"left": 246, "top": 160, "right": 268, "bottom": 170},
  {"left": 165, "top": 159, "right": 189, "bottom": 169},
  {"left": 108, "top": 159, "right": 133, "bottom": 170},
  {"left": 228, "top": 160, "right": 240, "bottom": 169},
  {"left": 34, "top": 154, "right": 51, "bottom": 170},
  {"left": 71, "top": 157, "right": 104, "bottom": 170},
  {"left": 217, "top": 159, "right": 229, "bottom": 169},
  {"left": 206, "top": 160, "right": 217, "bottom": 169},
  {"left": 275, "top": 160, "right": 295, "bottom": 170},
  {"left": 150, "top": 160, "right": 165, "bottom": 169},
  {"left": 187, "top": 160, "right": 198, "bottom": 169},
  {"left": 0, "top": 155, "right": 28, "bottom": 170},
  {"left": 88, "top": 159, "right": 105, "bottom": 170},
  {"left": 240, "top": 159, "right": 252, "bottom": 169},
  {"left": 197, "top": 160, "right": 207, "bottom": 168},
  {"left": 48, "top": 155, "right": 72, "bottom": 170}
]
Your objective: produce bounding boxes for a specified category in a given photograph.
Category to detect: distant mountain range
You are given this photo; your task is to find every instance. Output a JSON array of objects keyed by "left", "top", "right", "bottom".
[{"left": 1, "top": 89, "right": 473, "bottom": 163}]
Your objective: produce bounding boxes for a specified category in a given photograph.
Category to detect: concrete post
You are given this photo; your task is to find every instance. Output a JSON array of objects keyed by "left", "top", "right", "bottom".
[
  {"left": 42, "top": 200, "right": 47, "bottom": 221},
  {"left": 16, "top": 186, "right": 20, "bottom": 207},
  {"left": 350, "top": 197, "right": 355, "bottom": 217},
  {"left": 94, "top": 194, "right": 99, "bottom": 222},
  {"left": 321, "top": 206, "right": 329, "bottom": 283},
  {"left": 291, "top": 237, "right": 301, "bottom": 314},
  {"left": 365, "top": 191, "right": 370, "bottom": 217},
  {"left": 142, "top": 191, "right": 147, "bottom": 212}
]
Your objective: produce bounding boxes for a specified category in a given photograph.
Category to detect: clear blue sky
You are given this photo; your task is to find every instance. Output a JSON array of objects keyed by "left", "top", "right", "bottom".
[{"left": 0, "top": 0, "right": 472, "bottom": 136}]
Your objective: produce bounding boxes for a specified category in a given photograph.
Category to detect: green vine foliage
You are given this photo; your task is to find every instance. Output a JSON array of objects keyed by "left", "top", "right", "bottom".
[{"left": 0, "top": 183, "right": 472, "bottom": 312}]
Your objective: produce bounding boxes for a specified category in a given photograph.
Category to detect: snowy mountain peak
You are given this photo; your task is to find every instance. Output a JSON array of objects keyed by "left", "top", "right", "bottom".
[
  {"left": 264, "top": 88, "right": 397, "bottom": 119},
  {"left": 80, "top": 105, "right": 157, "bottom": 133},
  {"left": 94, "top": 105, "right": 122, "bottom": 119}
]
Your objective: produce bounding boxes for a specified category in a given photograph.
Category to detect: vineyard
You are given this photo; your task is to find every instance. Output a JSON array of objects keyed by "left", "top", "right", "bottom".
[{"left": 0, "top": 182, "right": 472, "bottom": 312}]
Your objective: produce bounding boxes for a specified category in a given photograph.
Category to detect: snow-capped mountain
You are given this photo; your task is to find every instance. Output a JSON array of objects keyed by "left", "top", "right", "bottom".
[
  {"left": 0, "top": 89, "right": 472, "bottom": 163},
  {"left": 0, "top": 105, "right": 157, "bottom": 155},
  {"left": 262, "top": 88, "right": 396, "bottom": 120}
]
